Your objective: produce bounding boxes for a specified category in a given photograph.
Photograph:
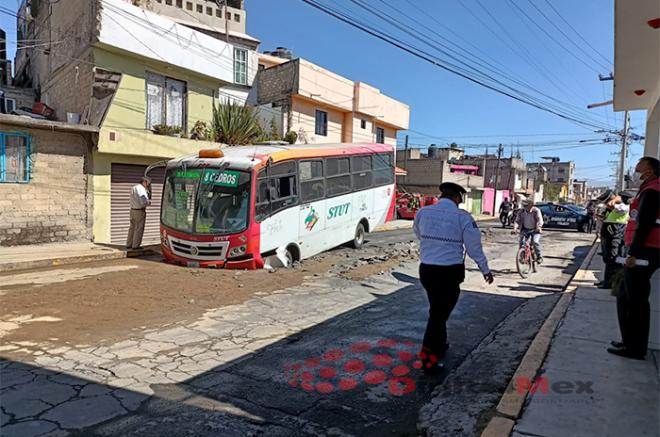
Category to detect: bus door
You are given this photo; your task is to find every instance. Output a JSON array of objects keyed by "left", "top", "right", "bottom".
[{"left": 298, "top": 160, "right": 327, "bottom": 256}]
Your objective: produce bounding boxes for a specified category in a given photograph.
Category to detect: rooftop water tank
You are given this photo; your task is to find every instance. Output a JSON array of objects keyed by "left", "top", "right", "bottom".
[{"left": 427, "top": 144, "right": 439, "bottom": 158}]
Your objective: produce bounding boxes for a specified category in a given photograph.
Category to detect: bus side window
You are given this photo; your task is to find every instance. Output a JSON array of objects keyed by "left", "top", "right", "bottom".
[
  {"left": 351, "top": 155, "right": 372, "bottom": 190},
  {"left": 270, "top": 174, "right": 298, "bottom": 213},
  {"left": 300, "top": 160, "right": 325, "bottom": 202},
  {"left": 255, "top": 170, "right": 270, "bottom": 222},
  {"left": 373, "top": 153, "right": 394, "bottom": 186},
  {"left": 326, "top": 157, "right": 351, "bottom": 197},
  {"left": 256, "top": 162, "right": 299, "bottom": 221}
]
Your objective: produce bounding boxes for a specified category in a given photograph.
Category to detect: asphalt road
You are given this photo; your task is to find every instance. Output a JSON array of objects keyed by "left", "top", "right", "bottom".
[{"left": 1, "top": 225, "right": 595, "bottom": 437}]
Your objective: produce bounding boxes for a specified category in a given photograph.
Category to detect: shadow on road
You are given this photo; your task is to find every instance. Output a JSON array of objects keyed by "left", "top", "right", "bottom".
[{"left": 2, "top": 276, "right": 525, "bottom": 437}]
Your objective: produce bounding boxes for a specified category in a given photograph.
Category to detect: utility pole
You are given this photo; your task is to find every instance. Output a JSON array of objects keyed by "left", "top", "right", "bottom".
[
  {"left": 492, "top": 144, "right": 504, "bottom": 216},
  {"left": 216, "top": 0, "right": 230, "bottom": 43},
  {"left": 617, "top": 110, "right": 630, "bottom": 192},
  {"left": 403, "top": 135, "right": 409, "bottom": 184}
]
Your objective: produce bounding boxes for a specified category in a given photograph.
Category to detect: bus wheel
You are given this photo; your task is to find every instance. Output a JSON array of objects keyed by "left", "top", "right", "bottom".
[
  {"left": 351, "top": 223, "right": 366, "bottom": 249},
  {"left": 284, "top": 249, "right": 294, "bottom": 267}
]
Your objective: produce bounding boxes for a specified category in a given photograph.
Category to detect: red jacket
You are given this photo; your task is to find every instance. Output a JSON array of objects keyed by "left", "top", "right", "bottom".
[{"left": 624, "top": 177, "right": 660, "bottom": 253}]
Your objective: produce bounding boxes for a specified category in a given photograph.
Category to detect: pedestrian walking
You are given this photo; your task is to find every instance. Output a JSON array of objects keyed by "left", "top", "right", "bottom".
[
  {"left": 608, "top": 156, "right": 660, "bottom": 360},
  {"left": 595, "top": 191, "right": 629, "bottom": 288},
  {"left": 499, "top": 197, "right": 513, "bottom": 228},
  {"left": 413, "top": 182, "right": 494, "bottom": 374},
  {"left": 126, "top": 176, "right": 152, "bottom": 250}
]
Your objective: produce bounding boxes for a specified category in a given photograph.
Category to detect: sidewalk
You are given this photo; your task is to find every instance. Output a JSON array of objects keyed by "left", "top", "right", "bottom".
[
  {"left": 375, "top": 214, "right": 496, "bottom": 232},
  {"left": 0, "top": 242, "right": 127, "bottom": 273},
  {"left": 508, "top": 255, "right": 659, "bottom": 436}
]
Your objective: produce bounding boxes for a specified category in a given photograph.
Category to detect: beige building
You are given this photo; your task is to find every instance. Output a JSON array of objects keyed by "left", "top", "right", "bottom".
[{"left": 253, "top": 55, "right": 409, "bottom": 146}]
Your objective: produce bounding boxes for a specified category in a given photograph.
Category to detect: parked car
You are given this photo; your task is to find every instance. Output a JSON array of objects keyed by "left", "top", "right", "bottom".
[{"left": 537, "top": 203, "right": 591, "bottom": 232}]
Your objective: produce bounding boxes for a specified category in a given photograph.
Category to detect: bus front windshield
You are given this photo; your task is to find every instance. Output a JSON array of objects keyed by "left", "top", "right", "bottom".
[{"left": 162, "top": 168, "right": 251, "bottom": 235}]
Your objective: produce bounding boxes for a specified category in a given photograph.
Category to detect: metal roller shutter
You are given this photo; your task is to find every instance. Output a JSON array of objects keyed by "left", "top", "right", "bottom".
[{"left": 110, "top": 164, "right": 165, "bottom": 245}]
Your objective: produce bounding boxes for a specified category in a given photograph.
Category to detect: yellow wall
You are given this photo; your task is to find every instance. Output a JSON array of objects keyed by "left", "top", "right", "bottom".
[
  {"left": 94, "top": 47, "right": 220, "bottom": 154},
  {"left": 92, "top": 48, "right": 227, "bottom": 242},
  {"left": 291, "top": 96, "right": 345, "bottom": 144}
]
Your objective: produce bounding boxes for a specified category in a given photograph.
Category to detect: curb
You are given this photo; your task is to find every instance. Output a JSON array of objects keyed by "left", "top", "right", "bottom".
[
  {"left": 0, "top": 251, "right": 128, "bottom": 274},
  {"left": 480, "top": 238, "right": 599, "bottom": 437}
]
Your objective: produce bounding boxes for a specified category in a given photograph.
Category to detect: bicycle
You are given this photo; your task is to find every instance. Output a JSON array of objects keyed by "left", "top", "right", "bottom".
[{"left": 515, "top": 231, "right": 539, "bottom": 278}]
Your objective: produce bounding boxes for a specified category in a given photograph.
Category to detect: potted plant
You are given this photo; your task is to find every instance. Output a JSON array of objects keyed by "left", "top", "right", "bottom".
[
  {"left": 284, "top": 130, "right": 298, "bottom": 144},
  {"left": 190, "top": 120, "right": 212, "bottom": 140},
  {"left": 152, "top": 124, "right": 183, "bottom": 137}
]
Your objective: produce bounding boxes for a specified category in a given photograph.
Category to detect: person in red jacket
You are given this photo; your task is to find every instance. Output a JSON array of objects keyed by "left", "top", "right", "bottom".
[{"left": 608, "top": 156, "right": 660, "bottom": 360}]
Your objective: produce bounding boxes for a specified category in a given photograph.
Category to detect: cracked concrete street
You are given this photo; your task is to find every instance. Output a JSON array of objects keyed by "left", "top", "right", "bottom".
[{"left": 1, "top": 224, "right": 594, "bottom": 436}]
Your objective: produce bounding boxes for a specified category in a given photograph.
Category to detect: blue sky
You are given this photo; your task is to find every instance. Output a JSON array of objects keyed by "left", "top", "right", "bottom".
[{"left": 0, "top": 0, "right": 647, "bottom": 186}]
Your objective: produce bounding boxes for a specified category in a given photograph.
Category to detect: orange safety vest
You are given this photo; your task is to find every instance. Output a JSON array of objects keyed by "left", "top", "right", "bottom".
[{"left": 624, "top": 177, "right": 660, "bottom": 248}]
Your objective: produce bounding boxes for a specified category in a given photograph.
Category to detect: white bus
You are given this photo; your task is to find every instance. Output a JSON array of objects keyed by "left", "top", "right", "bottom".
[{"left": 159, "top": 143, "right": 396, "bottom": 269}]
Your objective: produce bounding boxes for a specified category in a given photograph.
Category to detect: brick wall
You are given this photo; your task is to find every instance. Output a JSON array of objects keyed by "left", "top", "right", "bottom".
[
  {"left": 0, "top": 123, "right": 93, "bottom": 246},
  {"left": 256, "top": 59, "right": 299, "bottom": 105}
]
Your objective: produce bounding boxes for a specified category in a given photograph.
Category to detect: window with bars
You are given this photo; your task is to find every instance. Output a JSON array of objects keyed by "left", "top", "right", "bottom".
[
  {"left": 234, "top": 48, "right": 248, "bottom": 85},
  {"left": 145, "top": 72, "right": 187, "bottom": 130},
  {"left": 0, "top": 133, "right": 31, "bottom": 183}
]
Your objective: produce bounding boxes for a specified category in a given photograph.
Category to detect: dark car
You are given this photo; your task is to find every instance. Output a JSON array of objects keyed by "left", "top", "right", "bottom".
[{"left": 537, "top": 203, "right": 591, "bottom": 232}]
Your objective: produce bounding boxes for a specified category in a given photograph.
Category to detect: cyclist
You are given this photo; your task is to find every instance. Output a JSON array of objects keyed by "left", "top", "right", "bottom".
[
  {"left": 499, "top": 197, "right": 513, "bottom": 228},
  {"left": 512, "top": 199, "right": 544, "bottom": 264}
]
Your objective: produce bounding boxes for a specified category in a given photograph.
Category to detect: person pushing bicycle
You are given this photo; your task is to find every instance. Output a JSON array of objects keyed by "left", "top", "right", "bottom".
[{"left": 512, "top": 199, "right": 544, "bottom": 264}]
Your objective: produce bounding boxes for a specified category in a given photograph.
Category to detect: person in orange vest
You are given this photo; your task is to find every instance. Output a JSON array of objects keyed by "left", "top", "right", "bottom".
[{"left": 608, "top": 156, "right": 660, "bottom": 360}]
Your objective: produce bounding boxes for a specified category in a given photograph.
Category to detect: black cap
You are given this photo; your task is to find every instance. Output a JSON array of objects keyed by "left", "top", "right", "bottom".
[
  {"left": 596, "top": 189, "right": 614, "bottom": 202},
  {"left": 439, "top": 182, "right": 467, "bottom": 196}
]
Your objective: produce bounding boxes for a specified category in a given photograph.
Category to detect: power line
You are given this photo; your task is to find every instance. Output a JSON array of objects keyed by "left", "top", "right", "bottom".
[
  {"left": 542, "top": 0, "right": 612, "bottom": 67},
  {"left": 528, "top": 0, "right": 612, "bottom": 71},
  {"left": 375, "top": 0, "right": 607, "bottom": 125},
  {"left": 301, "top": 0, "right": 611, "bottom": 131}
]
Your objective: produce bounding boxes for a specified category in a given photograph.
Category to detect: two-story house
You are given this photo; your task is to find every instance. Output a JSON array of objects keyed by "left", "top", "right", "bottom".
[
  {"left": 526, "top": 159, "right": 576, "bottom": 201},
  {"left": 12, "top": 0, "right": 259, "bottom": 244},
  {"left": 252, "top": 53, "right": 410, "bottom": 146}
]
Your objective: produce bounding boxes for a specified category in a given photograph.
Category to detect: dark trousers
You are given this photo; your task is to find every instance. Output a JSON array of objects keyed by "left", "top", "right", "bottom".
[
  {"left": 616, "top": 253, "right": 659, "bottom": 355},
  {"left": 419, "top": 263, "right": 465, "bottom": 361},
  {"left": 603, "top": 261, "right": 622, "bottom": 287},
  {"left": 600, "top": 223, "right": 625, "bottom": 286}
]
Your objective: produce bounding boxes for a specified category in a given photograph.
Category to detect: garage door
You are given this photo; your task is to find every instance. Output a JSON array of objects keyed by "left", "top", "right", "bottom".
[{"left": 110, "top": 164, "right": 166, "bottom": 245}]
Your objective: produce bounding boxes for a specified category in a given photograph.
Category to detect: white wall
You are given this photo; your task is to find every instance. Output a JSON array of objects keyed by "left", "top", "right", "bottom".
[
  {"left": 100, "top": 0, "right": 257, "bottom": 86},
  {"left": 645, "top": 95, "right": 660, "bottom": 159}
]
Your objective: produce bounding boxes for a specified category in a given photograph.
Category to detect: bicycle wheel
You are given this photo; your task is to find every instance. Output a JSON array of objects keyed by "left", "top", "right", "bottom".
[{"left": 516, "top": 247, "right": 532, "bottom": 278}]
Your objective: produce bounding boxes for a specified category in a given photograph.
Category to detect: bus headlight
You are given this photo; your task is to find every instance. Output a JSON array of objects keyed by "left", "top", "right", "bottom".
[{"left": 229, "top": 245, "right": 247, "bottom": 258}]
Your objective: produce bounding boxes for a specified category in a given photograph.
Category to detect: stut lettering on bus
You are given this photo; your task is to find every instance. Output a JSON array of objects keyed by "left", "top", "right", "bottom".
[{"left": 328, "top": 203, "right": 351, "bottom": 219}]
